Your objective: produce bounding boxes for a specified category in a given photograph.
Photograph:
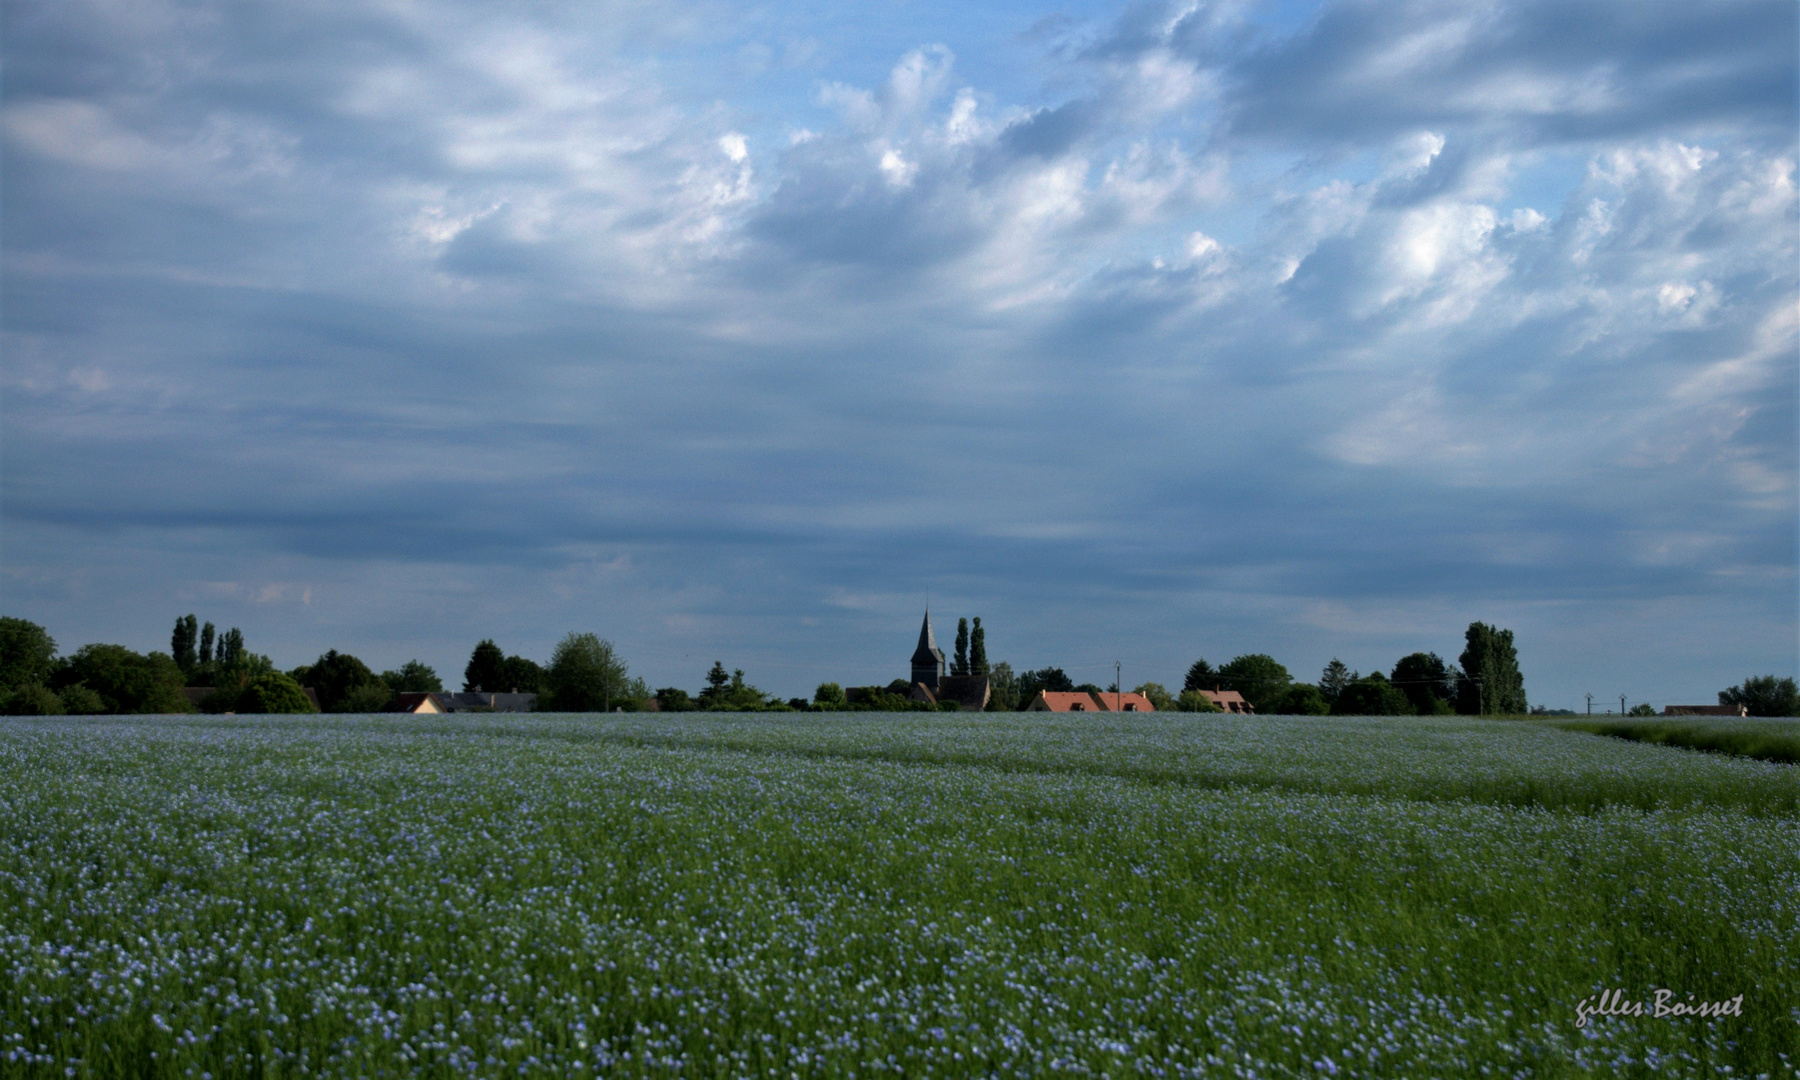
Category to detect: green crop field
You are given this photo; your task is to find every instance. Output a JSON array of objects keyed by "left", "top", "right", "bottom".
[{"left": 2, "top": 712, "right": 1795, "bottom": 1078}]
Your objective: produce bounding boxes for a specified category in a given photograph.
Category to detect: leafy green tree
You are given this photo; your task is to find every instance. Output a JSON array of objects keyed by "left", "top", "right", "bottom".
[
  {"left": 464, "top": 640, "right": 506, "bottom": 692},
  {"left": 381, "top": 660, "right": 443, "bottom": 693},
  {"left": 1319, "top": 659, "right": 1353, "bottom": 703},
  {"left": 199, "top": 622, "right": 216, "bottom": 665},
  {"left": 171, "top": 615, "right": 199, "bottom": 674},
  {"left": 1333, "top": 674, "right": 1414, "bottom": 716},
  {"left": 1457, "top": 622, "right": 1527, "bottom": 715},
  {"left": 1216, "top": 654, "right": 1293, "bottom": 713},
  {"left": 1390, "top": 652, "right": 1454, "bottom": 713},
  {"left": 1720, "top": 676, "right": 1800, "bottom": 717},
  {"left": 814, "top": 682, "right": 848, "bottom": 709},
  {"left": 58, "top": 684, "right": 106, "bottom": 714},
  {"left": 1270, "top": 684, "right": 1331, "bottom": 715},
  {"left": 1015, "top": 666, "right": 1074, "bottom": 708},
  {"left": 1627, "top": 703, "right": 1658, "bottom": 717},
  {"left": 1133, "top": 682, "right": 1176, "bottom": 711},
  {"left": 0, "top": 616, "right": 59, "bottom": 693},
  {"left": 985, "top": 661, "right": 1018, "bottom": 711},
  {"left": 1182, "top": 658, "right": 1216, "bottom": 693},
  {"left": 217, "top": 628, "right": 246, "bottom": 667},
  {"left": 303, "top": 650, "right": 385, "bottom": 712},
  {"left": 2, "top": 684, "right": 66, "bottom": 715},
  {"left": 543, "top": 633, "right": 630, "bottom": 712},
  {"left": 51, "top": 644, "right": 191, "bottom": 714},
  {"left": 241, "top": 672, "right": 318, "bottom": 714},
  {"left": 498, "top": 655, "right": 544, "bottom": 694},
  {"left": 969, "top": 618, "right": 988, "bottom": 675},
  {"left": 1176, "top": 690, "right": 1223, "bottom": 713},
  {"left": 951, "top": 618, "right": 970, "bottom": 677},
  {"left": 655, "top": 687, "right": 695, "bottom": 711},
  {"left": 201, "top": 652, "right": 278, "bottom": 711}
]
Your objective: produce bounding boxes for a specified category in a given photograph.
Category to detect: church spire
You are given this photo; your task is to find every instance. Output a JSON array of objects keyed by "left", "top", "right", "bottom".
[{"left": 911, "top": 608, "right": 945, "bottom": 688}]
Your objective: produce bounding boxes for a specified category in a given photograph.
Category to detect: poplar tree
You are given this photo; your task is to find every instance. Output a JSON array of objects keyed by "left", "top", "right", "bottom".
[
  {"left": 199, "top": 622, "right": 216, "bottom": 665},
  {"left": 969, "top": 617, "right": 988, "bottom": 675},
  {"left": 1456, "top": 622, "right": 1526, "bottom": 715},
  {"left": 171, "top": 614, "right": 199, "bottom": 673},
  {"left": 952, "top": 618, "right": 970, "bottom": 677}
]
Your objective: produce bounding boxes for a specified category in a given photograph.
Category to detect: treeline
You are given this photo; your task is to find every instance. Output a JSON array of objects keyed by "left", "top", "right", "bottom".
[{"left": 0, "top": 616, "right": 652, "bottom": 715}]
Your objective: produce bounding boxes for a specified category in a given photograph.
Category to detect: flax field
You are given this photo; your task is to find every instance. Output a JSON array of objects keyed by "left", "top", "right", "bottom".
[{"left": 2, "top": 712, "right": 1796, "bottom": 1078}]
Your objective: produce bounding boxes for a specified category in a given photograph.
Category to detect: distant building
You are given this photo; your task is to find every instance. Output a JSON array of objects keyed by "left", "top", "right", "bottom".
[
  {"left": 1662, "top": 704, "right": 1747, "bottom": 717},
  {"left": 908, "top": 675, "right": 992, "bottom": 711},
  {"left": 1196, "top": 689, "right": 1252, "bottom": 713},
  {"left": 1090, "top": 691, "right": 1156, "bottom": 712},
  {"left": 911, "top": 610, "right": 946, "bottom": 690},
  {"left": 1027, "top": 691, "right": 1101, "bottom": 712},
  {"left": 389, "top": 691, "right": 445, "bottom": 714},
  {"left": 387, "top": 691, "right": 537, "bottom": 713}
]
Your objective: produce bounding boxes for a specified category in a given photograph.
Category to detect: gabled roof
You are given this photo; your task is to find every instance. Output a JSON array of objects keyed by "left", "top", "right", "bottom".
[
  {"left": 1091, "top": 691, "right": 1156, "bottom": 712},
  {"left": 1028, "top": 691, "right": 1101, "bottom": 712},
  {"left": 911, "top": 610, "right": 945, "bottom": 666},
  {"left": 936, "top": 675, "right": 991, "bottom": 711}
]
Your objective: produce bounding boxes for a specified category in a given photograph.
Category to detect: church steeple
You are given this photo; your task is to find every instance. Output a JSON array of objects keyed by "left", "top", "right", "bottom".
[{"left": 911, "top": 609, "right": 946, "bottom": 689}]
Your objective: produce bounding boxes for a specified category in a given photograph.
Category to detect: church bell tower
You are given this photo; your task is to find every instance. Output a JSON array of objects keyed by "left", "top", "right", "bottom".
[{"left": 910, "top": 609, "right": 946, "bottom": 690}]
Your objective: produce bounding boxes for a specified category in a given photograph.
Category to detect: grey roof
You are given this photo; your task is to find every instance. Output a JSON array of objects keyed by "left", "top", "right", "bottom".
[{"left": 911, "top": 610, "right": 945, "bottom": 666}]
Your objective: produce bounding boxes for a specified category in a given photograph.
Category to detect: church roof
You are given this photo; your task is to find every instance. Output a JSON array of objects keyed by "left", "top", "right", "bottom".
[{"left": 911, "top": 610, "right": 945, "bottom": 666}]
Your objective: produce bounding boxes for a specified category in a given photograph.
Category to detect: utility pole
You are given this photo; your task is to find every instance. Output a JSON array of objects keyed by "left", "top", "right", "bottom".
[
  {"left": 1586, "top": 693, "right": 1593, "bottom": 716},
  {"left": 1115, "top": 661, "right": 1122, "bottom": 710},
  {"left": 1620, "top": 695, "right": 1626, "bottom": 716}
]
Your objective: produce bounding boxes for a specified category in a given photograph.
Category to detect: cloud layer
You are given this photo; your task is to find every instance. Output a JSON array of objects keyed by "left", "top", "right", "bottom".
[{"left": 4, "top": 0, "right": 1795, "bottom": 704}]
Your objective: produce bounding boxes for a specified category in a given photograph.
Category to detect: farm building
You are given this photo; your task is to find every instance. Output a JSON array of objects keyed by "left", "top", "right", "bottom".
[{"left": 1028, "top": 691, "right": 1102, "bottom": 712}]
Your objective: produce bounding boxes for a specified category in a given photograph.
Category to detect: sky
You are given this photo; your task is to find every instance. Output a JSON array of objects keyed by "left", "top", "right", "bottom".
[{"left": 2, "top": 0, "right": 1795, "bottom": 708}]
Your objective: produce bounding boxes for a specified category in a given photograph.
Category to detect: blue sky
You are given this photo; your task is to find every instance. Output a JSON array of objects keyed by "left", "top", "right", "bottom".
[{"left": 3, "top": 0, "right": 1795, "bottom": 707}]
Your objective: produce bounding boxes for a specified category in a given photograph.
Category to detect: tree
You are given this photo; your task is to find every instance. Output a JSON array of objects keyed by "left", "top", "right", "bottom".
[
  {"left": 969, "top": 618, "right": 988, "bottom": 675},
  {"left": 1133, "top": 682, "right": 1176, "bottom": 711},
  {"left": 1216, "top": 654, "right": 1293, "bottom": 713},
  {"left": 1390, "top": 652, "right": 1454, "bottom": 714},
  {"left": 241, "top": 672, "right": 318, "bottom": 714},
  {"left": 464, "top": 640, "right": 506, "bottom": 692},
  {"left": 1333, "top": 674, "right": 1414, "bottom": 716},
  {"left": 381, "top": 660, "right": 443, "bottom": 693},
  {"left": 218, "top": 628, "right": 245, "bottom": 667},
  {"left": 986, "top": 661, "right": 1018, "bottom": 711},
  {"left": 171, "top": 614, "right": 199, "bottom": 674},
  {"left": 1720, "top": 676, "right": 1800, "bottom": 717},
  {"left": 1270, "top": 684, "right": 1331, "bottom": 715},
  {"left": 302, "top": 650, "right": 385, "bottom": 712},
  {"left": 1627, "top": 703, "right": 1658, "bottom": 717},
  {"left": 1015, "top": 666, "right": 1073, "bottom": 708},
  {"left": 50, "top": 644, "right": 191, "bottom": 714},
  {"left": 58, "top": 684, "right": 106, "bottom": 714},
  {"left": 498, "top": 655, "right": 544, "bottom": 694},
  {"left": 2, "top": 683, "right": 65, "bottom": 715},
  {"left": 814, "top": 682, "right": 848, "bottom": 709},
  {"left": 699, "top": 661, "right": 732, "bottom": 707},
  {"left": 1319, "top": 659, "right": 1354, "bottom": 703},
  {"left": 952, "top": 618, "right": 970, "bottom": 677},
  {"left": 199, "top": 622, "right": 216, "bottom": 665},
  {"left": 655, "top": 687, "right": 694, "bottom": 711},
  {"left": 1182, "top": 658, "right": 1216, "bottom": 693},
  {"left": 543, "top": 633, "right": 629, "bottom": 712},
  {"left": 1457, "top": 622, "right": 1527, "bottom": 715},
  {"left": 0, "top": 616, "right": 59, "bottom": 693}
]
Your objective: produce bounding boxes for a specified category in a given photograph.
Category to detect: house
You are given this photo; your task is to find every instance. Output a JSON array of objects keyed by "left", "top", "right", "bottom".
[
  {"left": 908, "top": 674, "right": 992, "bottom": 711},
  {"left": 1027, "top": 691, "right": 1102, "bottom": 712},
  {"left": 1662, "top": 704, "right": 1747, "bottom": 717},
  {"left": 1196, "top": 689, "right": 1252, "bottom": 713},
  {"left": 388, "top": 692, "right": 444, "bottom": 714},
  {"left": 386, "top": 691, "right": 538, "bottom": 713},
  {"left": 1090, "top": 691, "right": 1156, "bottom": 712}
]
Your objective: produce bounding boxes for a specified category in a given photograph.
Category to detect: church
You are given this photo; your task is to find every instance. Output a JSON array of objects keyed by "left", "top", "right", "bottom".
[{"left": 906, "top": 609, "right": 991, "bottom": 711}]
